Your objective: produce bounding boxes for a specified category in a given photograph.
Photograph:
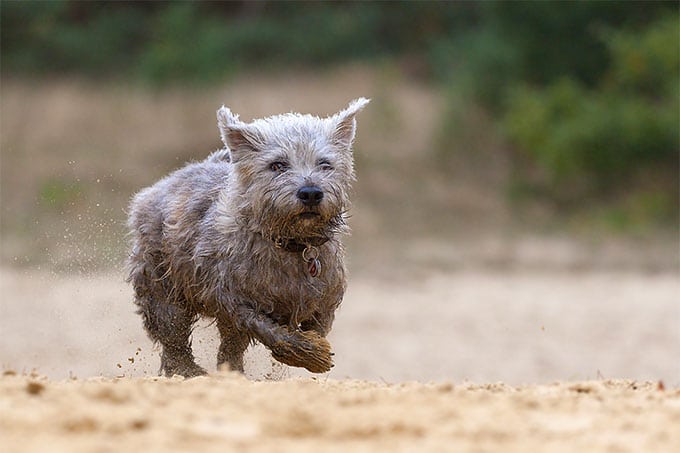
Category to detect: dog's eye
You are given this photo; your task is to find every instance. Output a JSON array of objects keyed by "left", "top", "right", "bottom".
[
  {"left": 269, "top": 161, "right": 288, "bottom": 173},
  {"left": 318, "top": 160, "right": 334, "bottom": 171}
]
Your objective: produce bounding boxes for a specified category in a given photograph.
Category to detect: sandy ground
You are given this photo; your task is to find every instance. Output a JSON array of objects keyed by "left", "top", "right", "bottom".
[
  {"left": 1, "top": 263, "right": 679, "bottom": 452},
  {"left": 1, "top": 265, "right": 678, "bottom": 384},
  {"left": 2, "top": 70, "right": 678, "bottom": 451},
  {"left": 1, "top": 373, "right": 679, "bottom": 453}
]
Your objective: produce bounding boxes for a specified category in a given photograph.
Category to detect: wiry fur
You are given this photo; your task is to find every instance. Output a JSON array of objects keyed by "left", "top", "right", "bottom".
[{"left": 127, "top": 98, "right": 369, "bottom": 377}]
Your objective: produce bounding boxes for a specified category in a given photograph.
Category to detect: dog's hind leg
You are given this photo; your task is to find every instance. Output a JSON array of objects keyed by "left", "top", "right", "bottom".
[
  {"left": 135, "top": 293, "right": 206, "bottom": 378},
  {"left": 128, "top": 246, "right": 206, "bottom": 378},
  {"left": 216, "top": 318, "right": 250, "bottom": 372}
]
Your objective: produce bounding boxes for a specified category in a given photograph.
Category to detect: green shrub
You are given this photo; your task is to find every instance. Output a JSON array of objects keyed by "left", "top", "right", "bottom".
[
  {"left": 430, "top": 28, "right": 521, "bottom": 112},
  {"left": 1, "top": 2, "right": 474, "bottom": 83},
  {"left": 604, "top": 14, "right": 680, "bottom": 97},
  {"left": 503, "top": 14, "right": 679, "bottom": 222}
]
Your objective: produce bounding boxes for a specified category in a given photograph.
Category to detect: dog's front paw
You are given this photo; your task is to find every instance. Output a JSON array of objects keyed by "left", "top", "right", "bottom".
[{"left": 270, "top": 330, "right": 334, "bottom": 373}]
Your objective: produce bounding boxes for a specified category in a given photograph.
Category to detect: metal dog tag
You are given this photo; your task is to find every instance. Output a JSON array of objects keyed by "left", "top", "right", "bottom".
[
  {"left": 302, "top": 246, "right": 321, "bottom": 278},
  {"left": 308, "top": 257, "right": 321, "bottom": 277}
]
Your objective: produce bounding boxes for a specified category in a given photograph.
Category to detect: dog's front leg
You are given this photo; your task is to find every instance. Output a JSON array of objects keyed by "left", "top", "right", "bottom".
[{"left": 233, "top": 304, "right": 334, "bottom": 373}]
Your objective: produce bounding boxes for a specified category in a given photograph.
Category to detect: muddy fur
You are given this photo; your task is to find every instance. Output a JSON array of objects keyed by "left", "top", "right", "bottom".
[{"left": 126, "top": 98, "right": 369, "bottom": 377}]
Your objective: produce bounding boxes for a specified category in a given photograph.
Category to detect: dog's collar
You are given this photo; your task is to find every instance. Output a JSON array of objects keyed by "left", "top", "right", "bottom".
[
  {"left": 270, "top": 235, "right": 330, "bottom": 253},
  {"left": 256, "top": 226, "right": 338, "bottom": 279},
  {"left": 265, "top": 234, "right": 328, "bottom": 278}
]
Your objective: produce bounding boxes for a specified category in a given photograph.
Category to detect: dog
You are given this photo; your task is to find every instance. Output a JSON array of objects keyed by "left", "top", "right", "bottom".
[{"left": 126, "top": 98, "right": 369, "bottom": 377}]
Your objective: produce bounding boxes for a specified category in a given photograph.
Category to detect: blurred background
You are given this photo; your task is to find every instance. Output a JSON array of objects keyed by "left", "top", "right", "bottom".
[{"left": 1, "top": 1, "right": 678, "bottom": 384}]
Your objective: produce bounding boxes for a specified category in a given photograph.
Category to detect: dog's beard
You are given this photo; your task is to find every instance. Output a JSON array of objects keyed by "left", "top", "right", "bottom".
[{"left": 255, "top": 202, "right": 345, "bottom": 241}]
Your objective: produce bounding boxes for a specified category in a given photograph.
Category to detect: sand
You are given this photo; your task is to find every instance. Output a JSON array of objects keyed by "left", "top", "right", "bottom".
[
  {"left": 2, "top": 69, "right": 679, "bottom": 452},
  {"left": 1, "top": 265, "right": 678, "bottom": 384},
  {"left": 1, "top": 372, "right": 679, "bottom": 453},
  {"left": 1, "top": 264, "right": 679, "bottom": 451}
]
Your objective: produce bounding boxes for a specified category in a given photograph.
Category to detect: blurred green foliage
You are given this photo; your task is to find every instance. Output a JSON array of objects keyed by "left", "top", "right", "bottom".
[
  {"left": 502, "top": 13, "right": 678, "bottom": 225},
  {"left": 2, "top": 0, "right": 677, "bottom": 228},
  {"left": 431, "top": 2, "right": 678, "bottom": 227},
  {"left": 1, "top": 1, "right": 474, "bottom": 83}
]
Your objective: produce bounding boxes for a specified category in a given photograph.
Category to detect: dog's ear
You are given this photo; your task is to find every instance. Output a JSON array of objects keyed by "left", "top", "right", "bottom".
[
  {"left": 330, "top": 97, "right": 370, "bottom": 149},
  {"left": 216, "top": 106, "right": 263, "bottom": 162}
]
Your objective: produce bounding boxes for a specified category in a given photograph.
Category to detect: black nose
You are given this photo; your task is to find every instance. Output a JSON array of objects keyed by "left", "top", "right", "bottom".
[{"left": 297, "top": 186, "right": 324, "bottom": 206}]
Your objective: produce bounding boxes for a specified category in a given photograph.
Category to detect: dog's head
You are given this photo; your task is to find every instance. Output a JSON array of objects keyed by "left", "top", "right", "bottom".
[{"left": 216, "top": 98, "right": 369, "bottom": 241}]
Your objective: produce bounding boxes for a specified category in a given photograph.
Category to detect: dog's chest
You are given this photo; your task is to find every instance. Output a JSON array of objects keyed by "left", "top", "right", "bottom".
[{"left": 232, "top": 246, "right": 344, "bottom": 321}]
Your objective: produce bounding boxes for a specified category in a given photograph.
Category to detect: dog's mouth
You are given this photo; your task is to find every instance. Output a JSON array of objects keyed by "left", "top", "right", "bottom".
[{"left": 298, "top": 212, "right": 321, "bottom": 220}]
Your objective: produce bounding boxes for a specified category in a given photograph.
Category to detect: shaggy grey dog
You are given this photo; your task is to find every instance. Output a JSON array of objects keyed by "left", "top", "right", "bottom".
[{"left": 127, "top": 98, "right": 369, "bottom": 377}]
